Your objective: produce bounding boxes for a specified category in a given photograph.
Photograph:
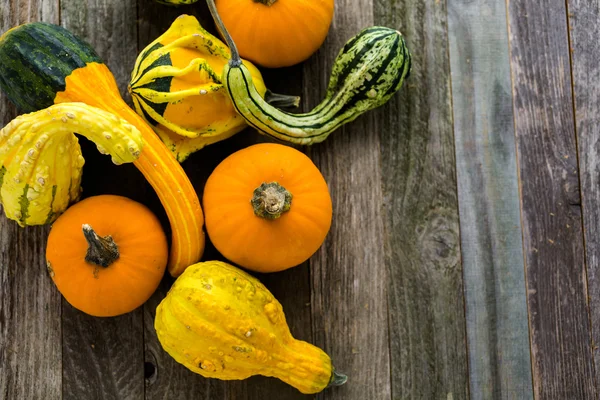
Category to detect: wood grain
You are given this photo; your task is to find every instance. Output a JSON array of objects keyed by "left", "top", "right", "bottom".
[
  {"left": 372, "top": 0, "right": 469, "bottom": 398},
  {"left": 507, "top": 0, "right": 596, "bottom": 397},
  {"left": 567, "top": 0, "right": 600, "bottom": 385},
  {"left": 0, "top": 3, "right": 62, "bottom": 400},
  {"left": 304, "top": 1, "right": 391, "bottom": 399},
  {"left": 447, "top": 0, "right": 534, "bottom": 398},
  {"left": 59, "top": 1, "right": 146, "bottom": 399}
]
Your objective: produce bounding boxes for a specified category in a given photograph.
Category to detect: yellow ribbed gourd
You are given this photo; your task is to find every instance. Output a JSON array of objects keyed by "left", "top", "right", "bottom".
[
  {"left": 155, "top": 261, "right": 347, "bottom": 394},
  {"left": 129, "top": 15, "right": 268, "bottom": 162},
  {"left": 0, "top": 102, "right": 143, "bottom": 226}
]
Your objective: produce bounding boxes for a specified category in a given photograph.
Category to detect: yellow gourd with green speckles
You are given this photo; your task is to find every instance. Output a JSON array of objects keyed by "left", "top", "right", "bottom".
[
  {"left": 0, "top": 102, "right": 143, "bottom": 226},
  {"left": 155, "top": 260, "right": 347, "bottom": 394}
]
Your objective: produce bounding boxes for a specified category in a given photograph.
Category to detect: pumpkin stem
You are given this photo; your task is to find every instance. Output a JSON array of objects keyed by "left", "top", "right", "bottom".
[
  {"left": 253, "top": 0, "right": 278, "bottom": 5},
  {"left": 251, "top": 182, "right": 292, "bottom": 219},
  {"left": 327, "top": 370, "right": 348, "bottom": 388},
  {"left": 206, "top": 0, "right": 242, "bottom": 66},
  {"left": 82, "top": 224, "right": 120, "bottom": 268}
]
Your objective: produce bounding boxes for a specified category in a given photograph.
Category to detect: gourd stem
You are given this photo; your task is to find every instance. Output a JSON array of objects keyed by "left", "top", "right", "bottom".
[
  {"left": 251, "top": 182, "right": 292, "bottom": 219},
  {"left": 327, "top": 370, "right": 348, "bottom": 388},
  {"left": 83, "top": 224, "right": 120, "bottom": 268},
  {"left": 265, "top": 90, "right": 300, "bottom": 109},
  {"left": 206, "top": 0, "right": 241, "bottom": 65}
]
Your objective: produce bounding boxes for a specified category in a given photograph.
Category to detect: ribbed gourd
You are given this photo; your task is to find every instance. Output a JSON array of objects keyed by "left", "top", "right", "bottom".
[
  {"left": 129, "top": 15, "right": 269, "bottom": 162},
  {"left": 0, "top": 22, "right": 204, "bottom": 276},
  {"left": 205, "top": 0, "right": 411, "bottom": 144},
  {"left": 155, "top": 261, "right": 347, "bottom": 394},
  {"left": 0, "top": 103, "right": 143, "bottom": 226}
]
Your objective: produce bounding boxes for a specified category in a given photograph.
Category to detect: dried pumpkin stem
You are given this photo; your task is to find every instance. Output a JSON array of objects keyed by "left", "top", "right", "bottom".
[
  {"left": 253, "top": 0, "right": 278, "bottom": 5},
  {"left": 82, "top": 224, "right": 120, "bottom": 268},
  {"left": 251, "top": 182, "right": 292, "bottom": 219}
]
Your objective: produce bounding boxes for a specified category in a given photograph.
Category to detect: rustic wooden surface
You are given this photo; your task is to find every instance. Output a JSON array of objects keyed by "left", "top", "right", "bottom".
[
  {"left": 3, "top": 0, "right": 600, "bottom": 398},
  {"left": 448, "top": 0, "right": 534, "bottom": 398}
]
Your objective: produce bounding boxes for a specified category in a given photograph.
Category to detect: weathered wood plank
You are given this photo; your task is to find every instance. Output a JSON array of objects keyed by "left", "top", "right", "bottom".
[
  {"left": 138, "top": 3, "right": 312, "bottom": 399},
  {"left": 567, "top": 0, "right": 600, "bottom": 385},
  {"left": 372, "top": 0, "right": 469, "bottom": 398},
  {"left": 59, "top": 1, "right": 146, "bottom": 399},
  {"left": 507, "top": 0, "right": 596, "bottom": 397},
  {"left": 0, "top": 3, "right": 62, "bottom": 400},
  {"left": 447, "top": 0, "right": 534, "bottom": 398},
  {"left": 304, "top": 1, "right": 391, "bottom": 399}
]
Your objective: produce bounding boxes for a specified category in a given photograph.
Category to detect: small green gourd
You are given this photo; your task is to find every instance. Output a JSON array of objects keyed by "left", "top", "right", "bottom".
[{"left": 205, "top": 0, "right": 412, "bottom": 145}]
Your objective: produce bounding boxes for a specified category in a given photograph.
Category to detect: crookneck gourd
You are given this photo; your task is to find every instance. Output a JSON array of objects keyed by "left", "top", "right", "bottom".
[
  {"left": 46, "top": 195, "right": 168, "bottom": 317},
  {"left": 129, "top": 15, "right": 297, "bottom": 162},
  {"left": 0, "top": 103, "right": 142, "bottom": 226},
  {"left": 205, "top": 0, "right": 411, "bottom": 144},
  {"left": 155, "top": 260, "right": 347, "bottom": 394},
  {"left": 203, "top": 143, "right": 332, "bottom": 273},
  {"left": 0, "top": 22, "right": 203, "bottom": 276}
]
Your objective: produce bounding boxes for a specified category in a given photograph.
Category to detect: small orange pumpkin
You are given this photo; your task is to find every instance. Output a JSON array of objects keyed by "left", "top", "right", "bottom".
[
  {"left": 215, "top": 0, "right": 335, "bottom": 68},
  {"left": 45, "top": 195, "right": 168, "bottom": 317},
  {"left": 203, "top": 143, "right": 332, "bottom": 272}
]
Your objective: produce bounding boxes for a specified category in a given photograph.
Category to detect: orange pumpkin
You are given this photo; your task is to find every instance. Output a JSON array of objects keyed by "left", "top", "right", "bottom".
[
  {"left": 45, "top": 195, "right": 168, "bottom": 317},
  {"left": 214, "top": 0, "right": 335, "bottom": 68},
  {"left": 203, "top": 143, "right": 332, "bottom": 272}
]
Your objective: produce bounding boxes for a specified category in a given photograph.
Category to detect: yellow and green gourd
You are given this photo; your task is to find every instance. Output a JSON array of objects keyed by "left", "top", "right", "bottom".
[
  {"left": 129, "top": 15, "right": 288, "bottom": 162},
  {"left": 155, "top": 261, "right": 347, "bottom": 394},
  {"left": 202, "top": 0, "right": 411, "bottom": 144},
  {"left": 0, "top": 103, "right": 143, "bottom": 226}
]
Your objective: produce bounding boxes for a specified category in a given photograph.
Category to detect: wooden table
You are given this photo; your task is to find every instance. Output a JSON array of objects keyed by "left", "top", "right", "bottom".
[{"left": 1, "top": 0, "right": 598, "bottom": 398}]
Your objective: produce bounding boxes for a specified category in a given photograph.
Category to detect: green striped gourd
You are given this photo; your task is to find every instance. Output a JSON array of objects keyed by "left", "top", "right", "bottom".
[{"left": 206, "top": 0, "right": 411, "bottom": 144}]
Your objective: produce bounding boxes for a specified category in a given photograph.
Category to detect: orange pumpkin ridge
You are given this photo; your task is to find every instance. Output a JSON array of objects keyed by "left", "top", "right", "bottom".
[
  {"left": 46, "top": 195, "right": 168, "bottom": 317},
  {"left": 203, "top": 143, "right": 332, "bottom": 273}
]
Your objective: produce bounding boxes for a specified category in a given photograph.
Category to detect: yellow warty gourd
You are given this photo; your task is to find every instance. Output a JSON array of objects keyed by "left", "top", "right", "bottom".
[
  {"left": 155, "top": 261, "right": 347, "bottom": 394},
  {"left": 0, "top": 102, "right": 143, "bottom": 226},
  {"left": 129, "top": 15, "right": 268, "bottom": 162}
]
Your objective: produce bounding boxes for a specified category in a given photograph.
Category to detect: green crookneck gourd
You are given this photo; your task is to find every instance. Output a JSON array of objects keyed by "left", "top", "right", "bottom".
[
  {"left": 205, "top": 0, "right": 412, "bottom": 144},
  {"left": 0, "top": 103, "right": 143, "bottom": 226}
]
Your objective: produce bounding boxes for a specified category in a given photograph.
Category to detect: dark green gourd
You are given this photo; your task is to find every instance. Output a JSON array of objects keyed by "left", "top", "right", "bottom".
[{"left": 206, "top": 0, "right": 412, "bottom": 144}]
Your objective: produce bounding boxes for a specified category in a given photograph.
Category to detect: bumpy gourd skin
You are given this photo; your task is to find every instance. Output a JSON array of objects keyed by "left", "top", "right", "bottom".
[
  {"left": 155, "top": 261, "right": 335, "bottom": 394},
  {"left": 129, "top": 15, "right": 267, "bottom": 162},
  {"left": 0, "top": 102, "right": 143, "bottom": 226}
]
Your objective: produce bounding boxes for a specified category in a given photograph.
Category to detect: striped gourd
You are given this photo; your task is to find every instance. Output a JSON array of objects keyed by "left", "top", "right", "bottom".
[
  {"left": 206, "top": 0, "right": 411, "bottom": 144},
  {"left": 129, "top": 15, "right": 273, "bottom": 162}
]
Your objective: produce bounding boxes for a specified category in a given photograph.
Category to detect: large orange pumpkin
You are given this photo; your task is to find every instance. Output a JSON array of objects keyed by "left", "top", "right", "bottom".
[
  {"left": 214, "top": 0, "right": 335, "bottom": 68},
  {"left": 45, "top": 195, "right": 168, "bottom": 317},
  {"left": 203, "top": 143, "right": 332, "bottom": 272}
]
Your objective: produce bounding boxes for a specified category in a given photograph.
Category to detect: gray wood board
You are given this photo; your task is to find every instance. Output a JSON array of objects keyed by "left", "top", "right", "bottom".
[
  {"left": 374, "top": 0, "right": 469, "bottom": 398},
  {"left": 507, "top": 0, "right": 596, "bottom": 397},
  {"left": 304, "top": 0, "right": 392, "bottom": 398},
  {"left": 448, "top": 0, "right": 534, "bottom": 398},
  {"left": 567, "top": 0, "right": 600, "bottom": 385},
  {"left": 0, "top": 2, "right": 62, "bottom": 400}
]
